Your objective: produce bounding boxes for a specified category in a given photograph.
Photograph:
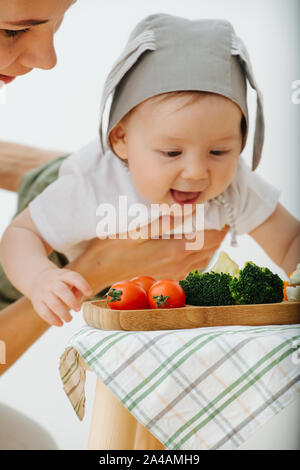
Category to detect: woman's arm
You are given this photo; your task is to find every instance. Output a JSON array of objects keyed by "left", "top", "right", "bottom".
[
  {"left": 0, "top": 141, "right": 67, "bottom": 191},
  {"left": 248, "top": 202, "right": 300, "bottom": 275}
]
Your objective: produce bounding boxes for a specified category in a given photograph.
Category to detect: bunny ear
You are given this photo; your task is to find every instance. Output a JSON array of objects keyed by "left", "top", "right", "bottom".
[
  {"left": 232, "top": 36, "right": 265, "bottom": 171},
  {"left": 99, "top": 30, "right": 156, "bottom": 153}
]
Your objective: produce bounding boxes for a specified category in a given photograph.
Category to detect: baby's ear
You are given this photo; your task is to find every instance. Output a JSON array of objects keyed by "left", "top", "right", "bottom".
[{"left": 109, "top": 122, "right": 128, "bottom": 161}]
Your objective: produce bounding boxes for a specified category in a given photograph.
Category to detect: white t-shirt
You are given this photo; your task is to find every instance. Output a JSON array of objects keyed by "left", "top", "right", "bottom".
[{"left": 29, "top": 137, "right": 280, "bottom": 261}]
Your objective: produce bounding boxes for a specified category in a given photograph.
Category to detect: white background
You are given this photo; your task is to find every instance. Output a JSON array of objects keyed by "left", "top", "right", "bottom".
[{"left": 0, "top": 0, "right": 299, "bottom": 450}]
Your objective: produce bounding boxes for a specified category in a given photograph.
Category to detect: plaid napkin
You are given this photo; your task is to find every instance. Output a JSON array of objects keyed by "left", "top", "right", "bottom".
[{"left": 59, "top": 324, "right": 300, "bottom": 450}]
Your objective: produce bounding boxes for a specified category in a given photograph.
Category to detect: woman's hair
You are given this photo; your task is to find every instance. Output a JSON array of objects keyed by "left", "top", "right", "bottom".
[{"left": 110, "top": 90, "right": 247, "bottom": 168}]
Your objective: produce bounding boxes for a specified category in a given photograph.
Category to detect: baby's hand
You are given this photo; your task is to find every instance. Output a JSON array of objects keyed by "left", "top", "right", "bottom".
[{"left": 30, "top": 267, "right": 93, "bottom": 326}]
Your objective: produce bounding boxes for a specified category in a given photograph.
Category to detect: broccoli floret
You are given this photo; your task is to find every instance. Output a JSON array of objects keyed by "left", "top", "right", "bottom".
[
  {"left": 179, "top": 271, "right": 235, "bottom": 306},
  {"left": 229, "top": 261, "right": 283, "bottom": 304}
]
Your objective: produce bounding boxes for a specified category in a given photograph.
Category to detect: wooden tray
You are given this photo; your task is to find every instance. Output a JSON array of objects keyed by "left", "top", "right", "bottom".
[{"left": 82, "top": 299, "right": 300, "bottom": 331}]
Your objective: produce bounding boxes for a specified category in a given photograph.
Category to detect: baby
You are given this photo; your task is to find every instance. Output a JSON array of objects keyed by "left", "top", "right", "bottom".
[{"left": 0, "top": 14, "right": 299, "bottom": 326}]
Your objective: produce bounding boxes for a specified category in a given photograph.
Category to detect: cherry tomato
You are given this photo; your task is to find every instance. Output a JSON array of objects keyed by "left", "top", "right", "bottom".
[
  {"left": 130, "top": 276, "right": 156, "bottom": 293},
  {"left": 148, "top": 279, "right": 186, "bottom": 309},
  {"left": 106, "top": 281, "right": 149, "bottom": 310}
]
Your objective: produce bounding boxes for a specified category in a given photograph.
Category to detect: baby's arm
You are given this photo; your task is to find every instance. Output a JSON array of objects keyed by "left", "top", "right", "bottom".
[
  {"left": 0, "top": 208, "right": 92, "bottom": 326},
  {"left": 248, "top": 202, "right": 300, "bottom": 275}
]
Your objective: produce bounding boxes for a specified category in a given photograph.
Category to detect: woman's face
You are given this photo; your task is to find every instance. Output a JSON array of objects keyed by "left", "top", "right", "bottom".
[{"left": 0, "top": 0, "right": 74, "bottom": 83}]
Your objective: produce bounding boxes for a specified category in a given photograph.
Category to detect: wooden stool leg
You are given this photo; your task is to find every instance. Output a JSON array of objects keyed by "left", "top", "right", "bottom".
[
  {"left": 134, "top": 421, "right": 165, "bottom": 450},
  {"left": 88, "top": 378, "right": 138, "bottom": 450}
]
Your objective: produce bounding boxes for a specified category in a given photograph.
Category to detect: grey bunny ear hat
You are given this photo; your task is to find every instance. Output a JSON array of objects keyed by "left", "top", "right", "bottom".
[
  {"left": 98, "top": 13, "right": 265, "bottom": 247},
  {"left": 99, "top": 13, "right": 264, "bottom": 172}
]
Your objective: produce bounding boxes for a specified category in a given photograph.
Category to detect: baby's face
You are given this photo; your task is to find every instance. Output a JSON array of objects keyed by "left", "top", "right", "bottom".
[{"left": 111, "top": 93, "right": 243, "bottom": 210}]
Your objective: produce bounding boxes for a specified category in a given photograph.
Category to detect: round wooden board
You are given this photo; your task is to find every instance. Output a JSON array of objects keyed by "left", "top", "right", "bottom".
[{"left": 82, "top": 299, "right": 300, "bottom": 331}]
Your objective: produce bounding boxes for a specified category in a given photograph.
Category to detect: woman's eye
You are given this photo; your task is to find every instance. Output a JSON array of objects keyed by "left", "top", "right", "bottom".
[
  {"left": 163, "top": 151, "right": 182, "bottom": 157},
  {"left": 2, "top": 28, "right": 29, "bottom": 38}
]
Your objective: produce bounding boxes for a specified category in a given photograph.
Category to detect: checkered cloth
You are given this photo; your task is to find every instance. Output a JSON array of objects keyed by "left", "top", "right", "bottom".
[{"left": 59, "top": 324, "right": 300, "bottom": 450}]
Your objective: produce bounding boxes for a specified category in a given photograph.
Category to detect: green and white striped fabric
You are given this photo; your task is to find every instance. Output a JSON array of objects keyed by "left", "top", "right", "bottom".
[{"left": 59, "top": 324, "right": 300, "bottom": 450}]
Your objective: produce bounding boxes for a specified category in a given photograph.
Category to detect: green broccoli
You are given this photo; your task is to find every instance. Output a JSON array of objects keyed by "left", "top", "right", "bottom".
[
  {"left": 229, "top": 261, "right": 283, "bottom": 304},
  {"left": 179, "top": 270, "right": 236, "bottom": 306}
]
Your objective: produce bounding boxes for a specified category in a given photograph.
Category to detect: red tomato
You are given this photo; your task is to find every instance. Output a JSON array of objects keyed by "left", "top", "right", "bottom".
[
  {"left": 148, "top": 279, "right": 186, "bottom": 309},
  {"left": 106, "top": 281, "right": 149, "bottom": 310},
  {"left": 130, "top": 276, "right": 156, "bottom": 293}
]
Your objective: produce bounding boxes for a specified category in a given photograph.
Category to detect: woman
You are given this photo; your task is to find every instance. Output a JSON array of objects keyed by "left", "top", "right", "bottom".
[{"left": 0, "top": 0, "right": 229, "bottom": 450}]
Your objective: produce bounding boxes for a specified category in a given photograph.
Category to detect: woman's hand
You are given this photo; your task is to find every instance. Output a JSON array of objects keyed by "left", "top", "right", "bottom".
[
  {"left": 29, "top": 266, "right": 92, "bottom": 326},
  {"left": 112, "top": 226, "right": 229, "bottom": 281},
  {"left": 70, "top": 217, "right": 230, "bottom": 295}
]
